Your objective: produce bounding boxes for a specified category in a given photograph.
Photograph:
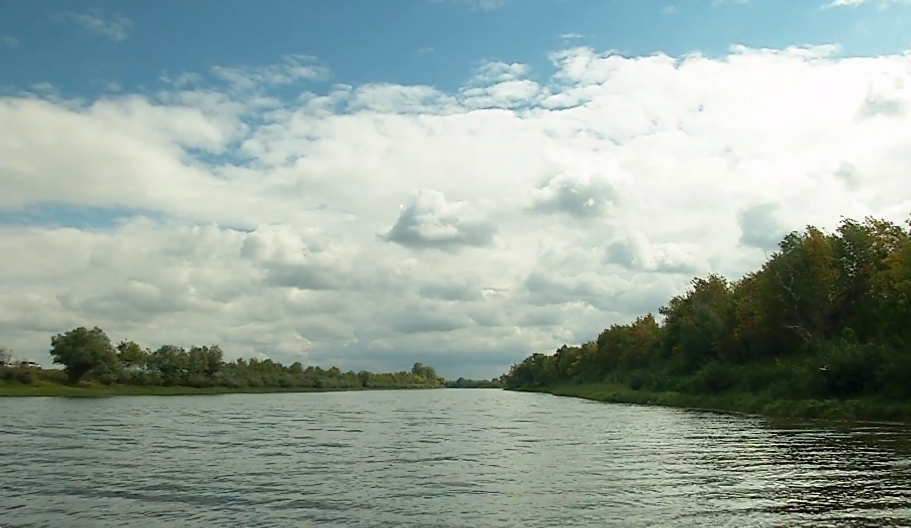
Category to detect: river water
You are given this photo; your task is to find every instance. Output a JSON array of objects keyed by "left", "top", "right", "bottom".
[{"left": 2, "top": 389, "right": 911, "bottom": 527}]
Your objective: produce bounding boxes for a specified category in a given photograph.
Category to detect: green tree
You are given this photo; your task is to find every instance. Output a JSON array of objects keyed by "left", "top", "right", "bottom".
[
  {"left": 149, "top": 345, "right": 189, "bottom": 385},
  {"left": 116, "top": 340, "right": 147, "bottom": 369},
  {"left": 412, "top": 361, "right": 439, "bottom": 381},
  {"left": 501, "top": 214, "right": 911, "bottom": 408},
  {"left": 50, "top": 327, "right": 117, "bottom": 383}
]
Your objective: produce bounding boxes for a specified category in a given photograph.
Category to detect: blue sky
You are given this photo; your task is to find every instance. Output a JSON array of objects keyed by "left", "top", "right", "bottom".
[
  {"left": 2, "top": 0, "right": 909, "bottom": 102},
  {"left": 2, "top": 0, "right": 911, "bottom": 377}
]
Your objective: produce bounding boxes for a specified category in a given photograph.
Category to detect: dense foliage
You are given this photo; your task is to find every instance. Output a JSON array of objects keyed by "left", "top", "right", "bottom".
[
  {"left": 503, "top": 216, "right": 911, "bottom": 405},
  {"left": 444, "top": 377, "right": 504, "bottom": 388},
  {"left": 1, "top": 328, "right": 445, "bottom": 391}
]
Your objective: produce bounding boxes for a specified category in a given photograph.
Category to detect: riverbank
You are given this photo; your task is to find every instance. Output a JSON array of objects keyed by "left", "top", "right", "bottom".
[
  {"left": 512, "top": 384, "right": 911, "bottom": 424},
  {"left": 0, "top": 381, "right": 443, "bottom": 398}
]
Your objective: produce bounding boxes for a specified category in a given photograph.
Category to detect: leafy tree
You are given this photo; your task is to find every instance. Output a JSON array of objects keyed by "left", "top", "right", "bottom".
[
  {"left": 13, "top": 325, "right": 447, "bottom": 392},
  {"left": 50, "top": 326, "right": 117, "bottom": 383},
  {"left": 502, "top": 214, "right": 911, "bottom": 406},
  {"left": 116, "top": 340, "right": 147, "bottom": 369},
  {"left": 412, "top": 362, "right": 439, "bottom": 381}
]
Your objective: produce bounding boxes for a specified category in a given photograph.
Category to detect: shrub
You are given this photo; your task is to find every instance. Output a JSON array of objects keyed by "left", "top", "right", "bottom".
[
  {"left": 15, "top": 368, "right": 36, "bottom": 384},
  {"left": 816, "top": 340, "right": 884, "bottom": 399}
]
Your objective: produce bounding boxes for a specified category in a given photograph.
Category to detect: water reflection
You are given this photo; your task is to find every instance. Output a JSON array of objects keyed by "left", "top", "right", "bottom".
[{"left": 757, "top": 424, "right": 911, "bottom": 526}]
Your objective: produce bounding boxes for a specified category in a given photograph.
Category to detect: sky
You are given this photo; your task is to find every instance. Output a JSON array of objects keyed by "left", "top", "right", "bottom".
[{"left": 1, "top": 0, "right": 911, "bottom": 379}]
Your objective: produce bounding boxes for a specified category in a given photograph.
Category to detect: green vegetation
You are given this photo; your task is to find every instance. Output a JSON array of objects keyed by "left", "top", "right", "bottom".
[
  {"left": 444, "top": 377, "right": 504, "bottom": 389},
  {"left": 503, "top": 215, "right": 911, "bottom": 423},
  {"left": 0, "top": 330, "right": 447, "bottom": 397},
  {"left": 0, "top": 379, "right": 384, "bottom": 398}
]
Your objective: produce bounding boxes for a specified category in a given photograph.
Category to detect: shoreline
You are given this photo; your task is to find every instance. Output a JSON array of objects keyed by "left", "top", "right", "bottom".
[
  {"left": 509, "top": 384, "right": 911, "bottom": 426},
  {"left": 0, "top": 381, "right": 444, "bottom": 398}
]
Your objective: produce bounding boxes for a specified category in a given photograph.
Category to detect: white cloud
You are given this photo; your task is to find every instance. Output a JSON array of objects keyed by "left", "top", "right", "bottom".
[
  {"left": 737, "top": 203, "right": 789, "bottom": 251},
  {"left": 527, "top": 154, "right": 620, "bottom": 219},
  {"left": 382, "top": 189, "right": 498, "bottom": 252},
  {"left": 605, "top": 231, "right": 710, "bottom": 275},
  {"left": 824, "top": 0, "right": 911, "bottom": 6},
  {"left": 470, "top": 61, "right": 532, "bottom": 85},
  {"left": 211, "top": 54, "right": 331, "bottom": 92},
  {"left": 54, "top": 9, "right": 133, "bottom": 42},
  {"left": 2, "top": 36, "right": 18, "bottom": 48},
  {"left": 2, "top": 44, "right": 911, "bottom": 377}
]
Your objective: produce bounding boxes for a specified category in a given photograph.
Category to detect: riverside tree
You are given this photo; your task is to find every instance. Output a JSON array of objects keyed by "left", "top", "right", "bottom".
[
  {"left": 50, "top": 326, "right": 118, "bottom": 383},
  {"left": 503, "top": 215, "right": 911, "bottom": 403},
  {"left": 6, "top": 326, "right": 447, "bottom": 391}
]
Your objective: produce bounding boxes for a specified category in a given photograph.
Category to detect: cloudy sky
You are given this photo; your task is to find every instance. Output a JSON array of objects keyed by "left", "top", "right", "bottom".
[{"left": 1, "top": 0, "right": 910, "bottom": 378}]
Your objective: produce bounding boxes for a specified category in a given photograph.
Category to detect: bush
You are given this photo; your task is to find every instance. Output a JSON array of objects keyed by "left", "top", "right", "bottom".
[
  {"left": 875, "top": 346, "right": 911, "bottom": 399},
  {"left": 687, "top": 361, "right": 734, "bottom": 395},
  {"left": 96, "top": 372, "right": 117, "bottom": 385},
  {"left": 217, "top": 376, "right": 243, "bottom": 389},
  {"left": 38, "top": 369, "right": 67, "bottom": 384},
  {"left": 15, "top": 368, "right": 36, "bottom": 384},
  {"left": 627, "top": 372, "right": 646, "bottom": 391},
  {"left": 816, "top": 340, "right": 884, "bottom": 399}
]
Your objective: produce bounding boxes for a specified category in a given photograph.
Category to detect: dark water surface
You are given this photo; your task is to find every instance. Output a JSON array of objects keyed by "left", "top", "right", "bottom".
[{"left": 3, "top": 389, "right": 911, "bottom": 527}]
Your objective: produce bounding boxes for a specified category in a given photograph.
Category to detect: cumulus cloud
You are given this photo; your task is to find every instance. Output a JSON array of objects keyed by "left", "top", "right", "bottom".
[
  {"left": 528, "top": 159, "right": 619, "bottom": 219},
  {"left": 460, "top": 61, "right": 543, "bottom": 109},
  {"left": 738, "top": 203, "right": 789, "bottom": 252},
  {"left": 382, "top": 189, "right": 497, "bottom": 252},
  {"left": 605, "top": 231, "right": 709, "bottom": 275},
  {"left": 2, "top": 44, "right": 911, "bottom": 377},
  {"left": 241, "top": 225, "right": 355, "bottom": 291}
]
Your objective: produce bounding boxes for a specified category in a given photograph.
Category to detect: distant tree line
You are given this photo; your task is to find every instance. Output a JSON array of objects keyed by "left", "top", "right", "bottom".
[
  {"left": 503, "top": 216, "right": 911, "bottom": 404},
  {"left": 1, "top": 328, "right": 447, "bottom": 390},
  {"left": 445, "top": 377, "right": 504, "bottom": 388}
]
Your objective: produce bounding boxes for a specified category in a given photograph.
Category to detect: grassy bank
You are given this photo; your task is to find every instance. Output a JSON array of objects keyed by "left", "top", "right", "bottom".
[
  {"left": 513, "top": 383, "right": 911, "bottom": 424},
  {"left": 0, "top": 380, "right": 441, "bottom": 398}
]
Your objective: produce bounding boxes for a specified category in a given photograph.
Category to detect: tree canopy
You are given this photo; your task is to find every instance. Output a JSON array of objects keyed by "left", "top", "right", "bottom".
[
  {"left": 502, "top": 215, "right": 911, "bottom": 404},
  {"left": 50, "top": 326, "right": 117, "bottom": 383},
  {"left": 8, "top": 327, "right": 446, "bottom": 391}
]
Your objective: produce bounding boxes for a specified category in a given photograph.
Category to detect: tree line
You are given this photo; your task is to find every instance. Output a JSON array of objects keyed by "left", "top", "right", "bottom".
[
  {"left": 1, "top": 328, "right": 448, "bottom": 390},
  {"left": 503, "top": 215, "right": 911, "bottom": 405},
  {"left": 444, "top": 377, "right": 504, "bottom": 388}
]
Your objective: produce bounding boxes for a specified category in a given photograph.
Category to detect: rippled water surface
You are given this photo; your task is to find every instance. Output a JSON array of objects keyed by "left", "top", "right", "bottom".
[{"left": 3, "top": 389, "right": 911, "bottom": 527}]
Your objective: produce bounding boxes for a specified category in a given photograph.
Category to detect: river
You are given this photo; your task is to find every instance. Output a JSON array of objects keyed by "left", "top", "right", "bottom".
[{"left": 2, "top": 389, "right": 911, "bottom": 527}]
